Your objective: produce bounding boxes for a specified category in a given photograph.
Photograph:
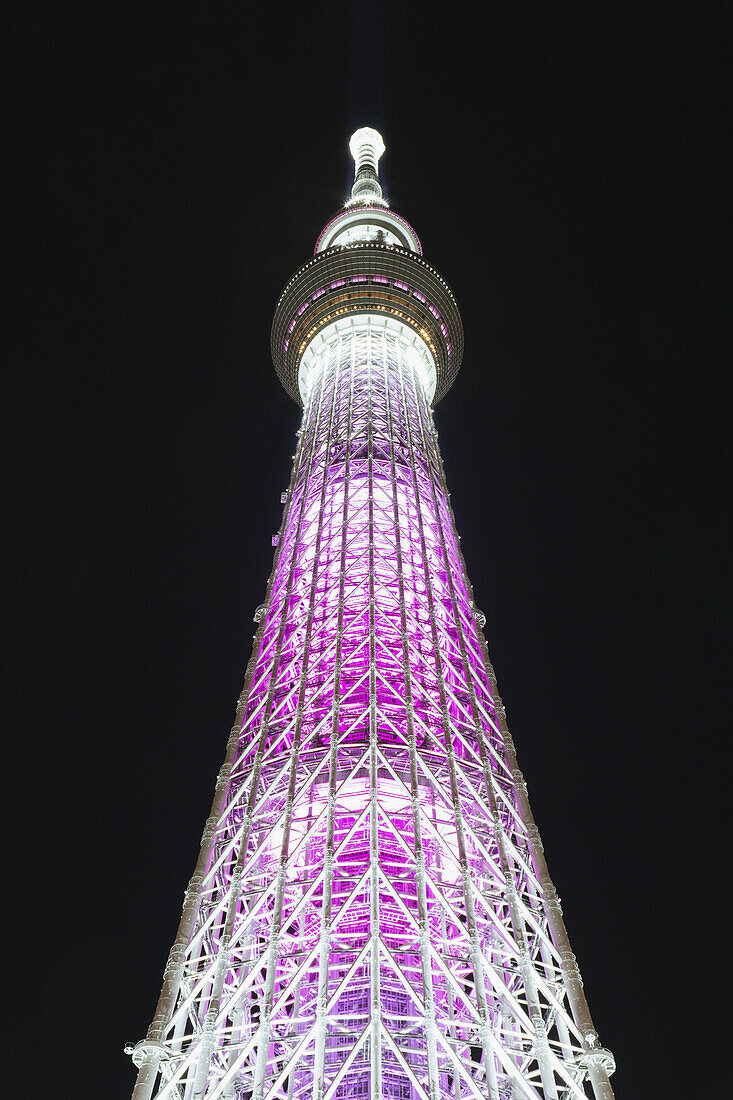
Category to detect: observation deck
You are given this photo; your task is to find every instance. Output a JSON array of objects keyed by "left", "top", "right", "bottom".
[
  {"left": 271, "top": 242, "right": 464, "bottom": 406},
  {"left": 271, "top": 128, "right": 464, "bottom": 406}
]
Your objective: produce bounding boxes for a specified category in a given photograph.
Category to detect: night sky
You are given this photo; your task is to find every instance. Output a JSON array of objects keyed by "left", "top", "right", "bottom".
[{"left": 9, "top": 2, "right": 730, "bottom": 1097}]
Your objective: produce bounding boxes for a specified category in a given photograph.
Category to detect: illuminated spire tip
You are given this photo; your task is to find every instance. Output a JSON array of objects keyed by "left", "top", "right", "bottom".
[{"left": 348, "top": 127, "right": 388, "bottom": 207}]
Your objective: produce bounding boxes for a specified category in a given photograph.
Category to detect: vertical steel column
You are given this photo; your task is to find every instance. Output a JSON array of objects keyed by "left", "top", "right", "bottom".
[
  {"left": 396, "top": 349, "right": 500, "bottom": 1099},
  {"left": 480, "top": 660, "right": 615, "bottom": 1100},
  {"left": 129, "top": 375, "right": 326, "bottom": 1100},
  {"left": 251, "top": 345, "right": 342, "bottom": 1100},
  {"left": 408, "top": 365, "right": 560, "bottom": 1100},
  {"left": 185, "top": 343, "right": 332, "bottom": 1099},
  {"left": 419, "top": 364, "right": 614, "bottom": 1099},
  {"left": 312, "top": 334, "right": 353, "bottom": 1099},
  {"left": 366, "top": 324, "right": 383, "bottom": 1100},
  {"left": 384, "top": 335, "right": 442, "bottom": 1100}
]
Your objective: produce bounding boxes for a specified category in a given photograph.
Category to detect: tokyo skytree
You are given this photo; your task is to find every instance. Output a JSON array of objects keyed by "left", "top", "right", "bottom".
[{"left": 128, "top": 128, "right": 615, "bottom": 1100}]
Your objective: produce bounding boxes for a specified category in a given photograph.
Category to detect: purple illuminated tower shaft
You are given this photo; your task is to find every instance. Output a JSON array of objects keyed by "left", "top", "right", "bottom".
[{"left": 129, "top": 130, "right": 615, "bottom": 1100}]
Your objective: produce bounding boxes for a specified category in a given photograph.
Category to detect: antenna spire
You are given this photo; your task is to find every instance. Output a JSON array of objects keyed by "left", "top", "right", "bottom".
[{"left": 348, "top": 127, "right": 387, "bottom": 206}]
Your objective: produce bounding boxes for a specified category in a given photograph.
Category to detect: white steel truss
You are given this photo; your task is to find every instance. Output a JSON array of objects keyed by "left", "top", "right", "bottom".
[
  {"left": 130, "top": 322, "right": 615, "bottom": 1100},
  {"left": 129, "top": 135, "right": 615, "bottom": 1100}
]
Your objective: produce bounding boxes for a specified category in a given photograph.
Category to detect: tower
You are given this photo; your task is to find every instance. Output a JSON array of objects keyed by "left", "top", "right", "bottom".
[{"left": 129, "top": 129, "right": 615, "bottom": 1100}]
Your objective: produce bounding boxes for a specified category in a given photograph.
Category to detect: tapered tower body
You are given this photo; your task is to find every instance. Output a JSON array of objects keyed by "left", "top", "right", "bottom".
[{"left": 129, "top": 130, "right": 615, "bottom": 1100}]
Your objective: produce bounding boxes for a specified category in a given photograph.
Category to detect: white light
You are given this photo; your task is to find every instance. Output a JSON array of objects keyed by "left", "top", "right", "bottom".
[
  {"left": 349, "top": 127, "right": 386, "bottom": 170},
  {"left": 348, "top": 127, "right": 387, "bottom": 206},
  {"left": 298, "top": 315, "right": 437, "bottom": 404}
]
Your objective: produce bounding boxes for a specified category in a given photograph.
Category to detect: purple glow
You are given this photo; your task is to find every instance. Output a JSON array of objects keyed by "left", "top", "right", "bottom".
[
  {"left": 228, "top": 342, "right": 509, "bottom": 1096},
  {"left": 135, "top": 328, "right": 595, "bottom": 1100}
]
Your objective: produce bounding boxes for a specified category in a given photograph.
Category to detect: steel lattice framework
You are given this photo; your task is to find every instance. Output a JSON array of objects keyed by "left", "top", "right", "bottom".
[{"left": 129, "top": 130, "right": 615, "bottom": 1100}]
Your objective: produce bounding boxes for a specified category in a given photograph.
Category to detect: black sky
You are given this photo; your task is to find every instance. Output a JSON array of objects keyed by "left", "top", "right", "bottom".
[{"left": 7, "top": 2, "right": 731, "bottom": 1097}]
